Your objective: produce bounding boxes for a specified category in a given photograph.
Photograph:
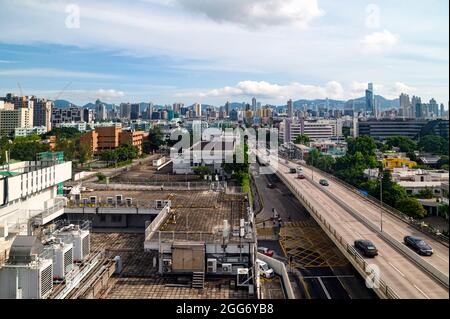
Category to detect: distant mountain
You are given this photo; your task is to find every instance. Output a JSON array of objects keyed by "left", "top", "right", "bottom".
[
  {"left": 347, "top": 95, "right": 399, "bottom": 110},
  {"left": 54, "top": 99, "right": 74, "bottom": 108}
]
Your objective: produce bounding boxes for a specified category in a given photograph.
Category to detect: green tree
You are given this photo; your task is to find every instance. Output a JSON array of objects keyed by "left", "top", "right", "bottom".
[
  {"left": 43, "top": 127, "right": 80, "bottom": 140},
  {"left": 192, "top": 166, "right": 212, "bottom": 176},
  {"left": 294, "top": 134, "right": 311, "bottom": 146},
  {"left": 396, "top": 197, "right": 427, "bottom": 219},
  {"left": 386, "top": 136, "right": 417, "bottom": 153},
  {"left": 418, "top": 135, "right": 448, "bottom": 155},
  {"left": 347, "top": 136, "right": 377, "bottom": 158},
  {"left": 417, "top": 187, "right": 434, "bottom": 199},
  {"left": 144, "top": 126, "right": 164, "bottom": 153}
]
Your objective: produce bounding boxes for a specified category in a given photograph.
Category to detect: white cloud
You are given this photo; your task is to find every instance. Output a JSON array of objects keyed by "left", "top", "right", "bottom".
[
  {"left": 176, "top": 80, "right": 347, "bottom": 101},
  {"left": 360, "top": 29, "right": 399, "bottom": 54},
  {"left": 0, "top": 68, "right": 116, "bottom": 79},
  {"left": 174, "top": 0, "right": 324, "bottom": 28}
]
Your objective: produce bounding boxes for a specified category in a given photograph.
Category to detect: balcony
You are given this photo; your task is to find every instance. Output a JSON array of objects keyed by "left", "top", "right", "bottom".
[{"left": 30, "top": 198, "right": 67, "bottom": 226}]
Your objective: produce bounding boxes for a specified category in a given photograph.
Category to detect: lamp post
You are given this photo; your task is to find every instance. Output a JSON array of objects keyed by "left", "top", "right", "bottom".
[{"left": 379, "top": 170, "right": 384, "bottom": 232}]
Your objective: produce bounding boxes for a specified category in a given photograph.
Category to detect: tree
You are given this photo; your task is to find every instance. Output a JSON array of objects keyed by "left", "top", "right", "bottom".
[
  {"left": 418, "top": 135, "right": 448, "bottom": 155},
  {"left": 294, "top": 134, "right": 310, "bottom": 146},
  {"left": 386, "top": 136, "right": 417, "bottom": 153},
  {"left": 192, "top": 166, "right": 212, "bottom": 176},
  {"left": 396, "top": 198, "right": 427, "bottom": 219},
  {"left": 144, "top": 126, "right": 164, "bottom": 153},
  {"left": 417, "top": 187, "right": 434, "bottom": 199},
  {"left": 43, "top": 127, "right": 80, "bottom": 140},
  {"left": 9, "top": 136, "right": 50, "bottom": 161},
  {"left": 347, "top": 136, "right": 377, "bottom": 158},
  {"left": 78, "top": 143, "right": 93, "bottom": 165}
]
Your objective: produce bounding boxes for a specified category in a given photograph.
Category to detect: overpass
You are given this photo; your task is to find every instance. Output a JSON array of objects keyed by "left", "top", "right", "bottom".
[{"left": 255, "top": 151, "right": 449, "bottom": 299}]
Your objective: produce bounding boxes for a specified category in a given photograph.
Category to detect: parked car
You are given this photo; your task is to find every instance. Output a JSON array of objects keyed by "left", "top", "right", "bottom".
[
  {"left": 256, "top": 259, "right": 274, "bottom": 278},
  {"left": 319, "top": 179, "right": 329, "bottom": 186},
  {"left": 267, "top": 183, "right": 275, "bottom": 189},
  {"left": 297, "top": 173, "right": 306, "bottom": 180},
  {"left": 258, "top": 247, "right": 274, "bottom": 257},
  {"left": 354, "top": 240, "right": 378, "bottom": 257},
  {"left": 297, "top": 166, "right": 303, "bottom": 172},
  {"left": 404, "top": 236, "right": 433, "bottom": 256},
  {"left": 289, "top": 168, "right": 297, "bottom": 174}
]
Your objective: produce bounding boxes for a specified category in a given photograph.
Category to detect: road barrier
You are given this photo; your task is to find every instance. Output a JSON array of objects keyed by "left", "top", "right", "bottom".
[
  {"left": 272, "top": 164, "right": 400, "bottom": 299},
  {"left": 303, "top": 170, "right": 449, "bottom": 289},
  {"left": 257, "top": 252, "right": 295, "bottom": 299}
]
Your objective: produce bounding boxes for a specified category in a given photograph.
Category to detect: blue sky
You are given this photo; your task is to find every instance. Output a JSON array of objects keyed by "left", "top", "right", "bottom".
[{"left": 0, "top": 0, "right": 448, "bottom": 106}]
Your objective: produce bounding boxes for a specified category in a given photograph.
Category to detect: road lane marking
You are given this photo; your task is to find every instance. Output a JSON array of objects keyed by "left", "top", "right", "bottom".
[
  {"left": 434, "top": 254, "right": 449, "bottom": 262},
  {"left": 317, "top": 277, "right": 332, "bottom": 299},
  {"left": 413, "top": 284, "right": 430, "bottom": 299},
  {"left": 388, "top": 262, "right": 406, "bottom": 278}
]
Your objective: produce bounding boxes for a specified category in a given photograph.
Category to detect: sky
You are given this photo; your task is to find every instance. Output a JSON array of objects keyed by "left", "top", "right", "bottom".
[{"left": 0, "top": 0, "right": 448, "bottom": 106}]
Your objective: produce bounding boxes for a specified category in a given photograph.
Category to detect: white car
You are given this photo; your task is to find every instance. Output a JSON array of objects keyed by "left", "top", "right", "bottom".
[{"left": 256, "top": 259, "right": 274, "bottom": 278}]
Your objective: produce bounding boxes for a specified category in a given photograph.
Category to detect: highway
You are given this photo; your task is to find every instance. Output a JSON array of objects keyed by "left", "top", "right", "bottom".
[
  {"left": 256, "top": 152, "right": 449, "bottom": 299},
  {"left": 299, "top": 163, "right": 450, "bottom": 278}
]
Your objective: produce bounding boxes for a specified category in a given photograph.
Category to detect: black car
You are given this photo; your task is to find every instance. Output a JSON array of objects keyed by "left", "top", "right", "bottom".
[
  {"left": 267, "top": 183, "right": 275, "bottom": 189},
  {"left": 319, "top": 179, "right": 329, "bottom": 186},
  {"left": 404, "top": 236, "right": 433, "bottom": 256},
  {"left": 354, "top": 240, "right": 378, "bottom": 257},
  {"left": 289, "top": 168, "right": 297, "bottom": 174}
]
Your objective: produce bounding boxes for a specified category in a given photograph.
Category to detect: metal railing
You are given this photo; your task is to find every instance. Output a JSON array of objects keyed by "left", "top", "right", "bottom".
[
  {"left": 30, "top": 198, "right": 66, "bottom": 220},
  {"left": 276, "top": 168, "right": 400, "bottom": 299},
  {"left": 301, "top": 162, "right": 449, "bottom": 245}
]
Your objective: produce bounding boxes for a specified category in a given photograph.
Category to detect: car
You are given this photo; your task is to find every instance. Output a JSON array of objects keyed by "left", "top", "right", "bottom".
[
  {"left": 404, "top": 236, "right": 433, "bottom": 256},
  {"left": 354, "top": 240, "right": 378, "bottom": 257},
  {"left": 297, "top": 166, "right": 303, "bottom": 172},
  {"left": 289, "top": 168, "right": 297, "bottom": 174},
  {"left": 319, "top": 179, "right": 329, "bottom": 186},
  {"left": 297, "top": 173, "right": 306, "bottom": 179},
  {"left": 267, "top": 183, "right": 275, "bottom": 189},
  {"left": 258, "top": 247, "right": 274, "bottom": 257},
  {"left": 256, "top": 259, "right": 274, "bottom": 278}
]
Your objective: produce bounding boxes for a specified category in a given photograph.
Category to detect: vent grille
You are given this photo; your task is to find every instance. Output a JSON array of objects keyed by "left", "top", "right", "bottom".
[
  {"left": 64, "top": 248, "right": 73, "bottom": 274},
  {"left": 40, "top": 264, "right": 53, "bottom": 298},
  {"left": 82, "top": 235, "right": 90, "bottom": 259}
]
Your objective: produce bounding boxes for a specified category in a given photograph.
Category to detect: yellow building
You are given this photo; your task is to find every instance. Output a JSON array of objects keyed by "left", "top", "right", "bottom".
[{"left": 383, "top": 157, "right": 417, "bottom": 170}]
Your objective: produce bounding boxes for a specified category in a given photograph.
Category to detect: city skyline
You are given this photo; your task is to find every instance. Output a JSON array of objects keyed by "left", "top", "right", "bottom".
[{"left": 0, "top": 0, "right": 448, "bottom": 105}]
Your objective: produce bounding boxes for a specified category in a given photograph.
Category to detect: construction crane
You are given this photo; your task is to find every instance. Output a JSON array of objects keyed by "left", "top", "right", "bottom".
[
  {"left": 16, "top": 82, "right": 27, "bottom": 108},
  {"left": 53, "top": 81, "right": 72, "bottom": 101}
]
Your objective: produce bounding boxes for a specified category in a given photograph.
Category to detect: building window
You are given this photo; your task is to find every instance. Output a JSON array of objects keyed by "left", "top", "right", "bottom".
[{"left": 100, "top": 215, "right": 106, "bottom": 222}]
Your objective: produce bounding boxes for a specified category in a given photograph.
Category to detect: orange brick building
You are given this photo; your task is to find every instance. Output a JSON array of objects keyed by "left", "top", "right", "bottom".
[{"left": 80, "top": 126, "right": 146, "bottom": 155}]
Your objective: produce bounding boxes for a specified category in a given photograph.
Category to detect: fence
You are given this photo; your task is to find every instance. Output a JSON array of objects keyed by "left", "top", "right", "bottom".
[
  {"left": 257, "top": 252, "right": 295, "bottom": 299},
  {"left": 276, "top": 169, "right": 400, "bottom": 299},
  {"left": 302, "top": 162, "right": 449, "bottom": 245}
]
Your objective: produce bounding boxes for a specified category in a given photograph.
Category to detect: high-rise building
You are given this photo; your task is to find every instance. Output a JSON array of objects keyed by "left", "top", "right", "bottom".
[
  {"left": 399, "top": 93, "right": 411, "bottom": 119},
  {"left": 120, "top": 103, "right": 131, "bottom": 119},
  {"left": 95, "top": 99, "right": 107, "bottom": 122},
  {"left": 0, "top": 105, "right": 34, "bottom": 136},
  {"left": 193, "top": 103, "right": 202, "bottom": 118},
  {"left": 130, "top": 103, "right": 140, "bottom": 120},
  {"left": 429, "top": 99, "right": 439, "bottom": 118},
  {"left": 440, "top": 103, "right": 445, "bottom": 118},
  {"left": 225, "top": 101, "right": 230, "bottom": 117},
  {"left": 32, "top": 97, "right": 53, "bottom": 132},
  {"left": 287, "top": 99, "right": 293, "bottom": 118},
  {"left": 365, "top": 83, "right": 375, "bottom": 116},
  {"left": 252, "top": 97, "right": 257, "bottom": 113}
]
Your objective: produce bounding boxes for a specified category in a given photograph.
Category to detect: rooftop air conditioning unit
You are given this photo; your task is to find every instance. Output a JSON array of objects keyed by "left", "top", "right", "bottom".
[
  {"left": 89, "top": 196, "right": 97, "bottom": 204},
  {"left": 116, "top": 195, "right": 123, "bottom": 205},
  {"left": 125, "top": 198, "right": 133, "bottom": 206},
  {"left": 222, "top": 263, "right": 232, "bottom": 273},
  {"left": 107, "top": 197, "right": 114, "bottom": 205},
  {"left": 57, "top": 229, "right": 90, "bottom": 263},
  {"left": 207, "top": 258, "right": 217, "bottom": 273},
  {"left": 51, "top": 242, "right": 74, "bottom": 281},
  {"left": 82, "top": 198, "right": 88, "bottom": 205},
  {"left": 155, "top": 200, "right": 163, "bottom": 209},
  {"left": 74, "top": 194, "right": 81, "bottom": 203},
  {"left": 163, "top": 200, "right": 171, "bottom": 207},
  {"left": 0, "top": 259, "right": 53, "bottom": 299}
]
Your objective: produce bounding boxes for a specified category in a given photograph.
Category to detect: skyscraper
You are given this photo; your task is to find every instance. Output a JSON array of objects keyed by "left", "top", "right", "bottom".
[
  {"left": 32, "top": 97, "right": 53, "bottom": 131},
  {"left": 252, "top": 97, "right": 257, "bottom": 113},
  {"left": 193, "top": 103, "right": 202, "bottom": 118},
  {"left": 225, "top": 101, "right": 230, "bottom": 117},
  {"left": 399, "top": 93, "right": 410, "bottom": 119},
  {"left": 130, "top": 103, "right": 140, "bottom": 120},
  {"left": 365, "top": 83, "right": 375, "bottom": 117},
  {"left": 411, "top": 96, "right": 422, "bottom": 119},
  {"left": 120, "top": 103, "right": 131, "bottom": 119},
  {"left": 95, "top": 99, "right": 107, "bottom": 121},
  {"left": 287, "top": 99, "right": 293, "bottom": 118}
]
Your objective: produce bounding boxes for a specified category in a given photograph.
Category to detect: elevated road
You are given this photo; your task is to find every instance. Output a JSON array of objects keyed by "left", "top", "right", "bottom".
[
  {"left": 299, "top": 163, "right": 449, "bottom": 278},
  {"left": 256, "top": 152, "right": 449, "bottom": 299}
]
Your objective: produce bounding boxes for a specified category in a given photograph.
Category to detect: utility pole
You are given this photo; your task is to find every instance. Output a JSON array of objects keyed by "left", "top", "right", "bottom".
[{"left": 379, "top": 170, "right": 383, "bottom": 232}]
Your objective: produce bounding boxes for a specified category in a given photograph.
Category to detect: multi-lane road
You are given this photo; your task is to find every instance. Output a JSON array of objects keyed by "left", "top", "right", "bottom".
[{"left": 256, "top": 152, "right": 449, "bottom": 299}]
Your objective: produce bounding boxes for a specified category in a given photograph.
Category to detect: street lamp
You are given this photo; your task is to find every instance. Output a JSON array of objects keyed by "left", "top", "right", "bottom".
[{"left": 379, "top": 169, "right": 384, "bottom": 232}]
